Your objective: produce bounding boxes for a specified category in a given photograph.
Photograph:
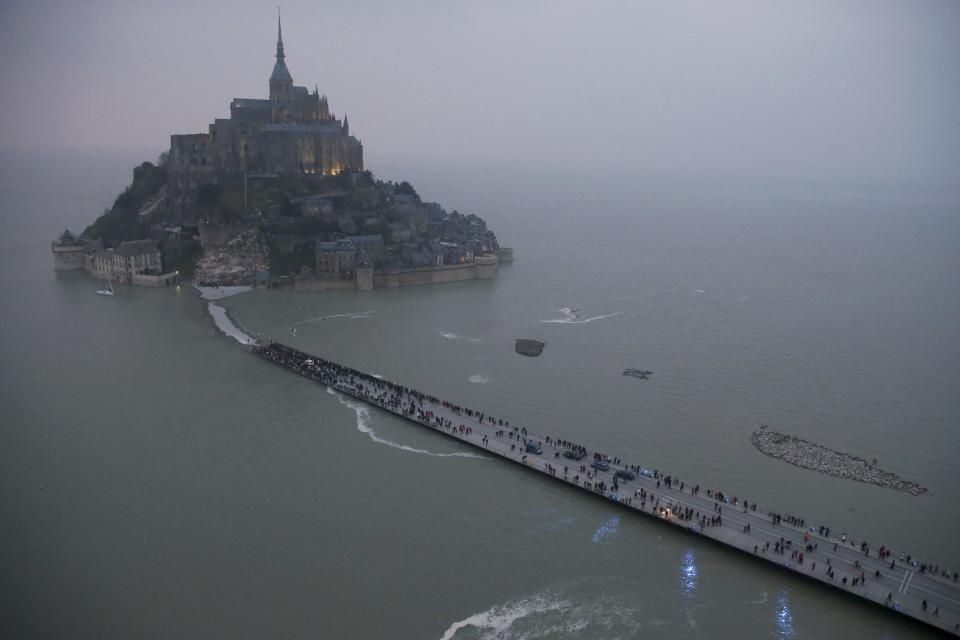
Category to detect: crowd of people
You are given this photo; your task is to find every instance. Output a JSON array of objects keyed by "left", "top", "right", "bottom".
[{"left": 252, "top": 340, "right": 957, "bottom": 625}]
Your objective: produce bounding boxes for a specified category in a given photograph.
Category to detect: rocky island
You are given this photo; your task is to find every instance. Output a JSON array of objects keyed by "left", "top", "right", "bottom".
[
  {"left": 751, "top": 425, "right": 928, "bottom": 495},
  {"left": 54, "top": 16, "right": 508, "bottom": 292}
]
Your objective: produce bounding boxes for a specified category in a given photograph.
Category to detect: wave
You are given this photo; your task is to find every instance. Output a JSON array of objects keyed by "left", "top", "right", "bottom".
[
  {"left": 468, "top": 374, "right": 490, "bottom": 384},
  {"left": 541, "top": 307, "right": 623, "bottom": 324},
  {"left": 327, "top": 389, "right": 485, "bottom": 459},
  {"left": 692, "top": 289, "right": 707, "bottom": 294},
  {"left": 439, "top": 592, "right": 571, "bottom": 640},
  {"left": 437, "top": 588, "right": 664, "bottom": 639},
  {"left": 292, "top": 310, "right": 373, "bottom": 327},
  {"left": 440, "top": 331, "right": 481, "bottom": 342}
]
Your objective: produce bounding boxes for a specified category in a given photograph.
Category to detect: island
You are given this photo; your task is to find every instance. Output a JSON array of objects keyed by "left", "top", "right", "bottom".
[{"left": 53, "top": 16, "right": 509, "bottom": 292}]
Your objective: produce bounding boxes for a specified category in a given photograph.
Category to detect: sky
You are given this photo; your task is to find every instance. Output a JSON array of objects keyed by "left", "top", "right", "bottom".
[{"left": 0, "top": 0, "right": 958, "bottom": 189}]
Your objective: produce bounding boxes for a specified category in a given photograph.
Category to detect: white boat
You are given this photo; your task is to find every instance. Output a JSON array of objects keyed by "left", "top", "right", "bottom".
[{"left": 96, "top": 279, "right": 115, "bottom": 296}]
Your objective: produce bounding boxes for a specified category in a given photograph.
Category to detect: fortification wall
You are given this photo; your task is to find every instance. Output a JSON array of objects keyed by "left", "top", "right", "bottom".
[
  {"left": 374, "top": 259, "right": 496, "bottom": 288},
  {"left": 294, "top": 256, "right": 498, "bottom": 292},
  {"left": 293, "top": 276, "right": 357, "bottom": 293},
  {"left": 52, "top": 247, "right": 88, "bottom": 270},
  {"left": 131, "top": 272, "right": 178, "bottom": 287}
]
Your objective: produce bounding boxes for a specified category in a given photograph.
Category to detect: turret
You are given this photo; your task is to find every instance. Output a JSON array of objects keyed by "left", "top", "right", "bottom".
[{"left": 269, "top": 12, "right": 293, "bottom": 101}]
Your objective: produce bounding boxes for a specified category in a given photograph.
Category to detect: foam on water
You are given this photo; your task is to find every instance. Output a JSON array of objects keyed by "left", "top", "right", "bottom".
[
  {"left": 438, "top": 588, "right": 667, "bottom": 639},
  {"left": 440, "top": 331, "right": 481, "bottom": 342},
  {"left": 327, "top": 388, "right": 485, "bottom": 459},
  {"left": 541, "top": 307, "right": 623, "bottom": 324},
  {"left": 292, "top": 310, "right": 373, "bottom": 327},
  {"left": 692, "top": 289, "right": 707, "bottom": 294},
  {"left": 468, "top": 374, "right": 489, "bottom": 384},
  {"left": 195, "top": 285, "right": 252, "bottom": 300},
  {"left": 207, "top": 302, "right": 257, "bottom": 345},
  {"left": 438, "top": 592, "right": 571, "bottom": 640}
]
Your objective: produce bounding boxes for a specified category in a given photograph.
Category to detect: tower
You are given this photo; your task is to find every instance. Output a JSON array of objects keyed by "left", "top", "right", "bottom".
[{"left": 269, "top": 12, "right": 293, "bottom": 101}]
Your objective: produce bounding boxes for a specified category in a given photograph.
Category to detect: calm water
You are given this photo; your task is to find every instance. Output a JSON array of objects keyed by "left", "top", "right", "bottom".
[{"left": 2, "top": 155, "right": 959, "bottom": 639}]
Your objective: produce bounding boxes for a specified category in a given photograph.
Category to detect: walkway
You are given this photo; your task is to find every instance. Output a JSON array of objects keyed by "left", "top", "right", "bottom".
[{"left": 252, "top": 341, "right": 959, "bottom": 636}]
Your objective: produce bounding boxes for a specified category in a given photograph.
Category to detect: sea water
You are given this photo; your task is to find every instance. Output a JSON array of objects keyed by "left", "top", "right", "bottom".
[{"left": 2, "top": 154, "right": 958, "bottom": 638}]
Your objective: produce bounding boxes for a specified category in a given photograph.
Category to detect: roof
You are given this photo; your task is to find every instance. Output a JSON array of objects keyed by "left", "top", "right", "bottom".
[
  {"left": 316, "top": 240, "right": 355, "bottom": 254},
  {"left": 232, "top": 98, "right": 272, "bottom": 110},
  {"left": 270, "top": 59, "right": 293, "bottom": 83},
  {"left": 261, "top": 123, "right": 344, "bottom": 135},
  {"left": 347, "top": 234, "right": 384, "bottom": 244},
  {"left": 116, "top": 239, "right": 158, "bottom": 256}
]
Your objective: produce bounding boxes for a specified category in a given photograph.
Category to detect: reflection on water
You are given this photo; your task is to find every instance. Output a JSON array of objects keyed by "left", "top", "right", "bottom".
[
  {"left": 681, "top": 549, "right": 698, "bottom": 596},
  {"left": 592, "top": 515, "right": 620, "bottom": 544},
  {"left": 776, "top": 589, "right": 794, "bottom": 638}
]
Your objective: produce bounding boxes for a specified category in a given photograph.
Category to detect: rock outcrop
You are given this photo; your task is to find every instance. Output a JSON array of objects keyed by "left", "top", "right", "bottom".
[
  {"left": 750, "top": 425, "right": 928, "bottom": 495},
  {"left": 194, "top": 228, "right": 269, "bottom": 286},
  {"left": 515, "top": 339, "right": 545, "bottom": 357}
]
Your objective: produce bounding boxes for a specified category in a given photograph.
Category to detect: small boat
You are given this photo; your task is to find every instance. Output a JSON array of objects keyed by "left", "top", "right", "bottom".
[{"left": 96, "top": 279, "right": 115, "bottom": 296}]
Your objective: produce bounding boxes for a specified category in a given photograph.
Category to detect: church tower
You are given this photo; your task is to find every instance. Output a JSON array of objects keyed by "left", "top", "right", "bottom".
[{"left": 269, "top": 13, "right": 293, "bottom": 101}]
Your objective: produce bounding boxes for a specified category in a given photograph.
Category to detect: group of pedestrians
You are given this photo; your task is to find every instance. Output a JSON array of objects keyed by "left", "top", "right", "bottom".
[{"left": 252, "top": 340, "right": 957, "bottom": 627}]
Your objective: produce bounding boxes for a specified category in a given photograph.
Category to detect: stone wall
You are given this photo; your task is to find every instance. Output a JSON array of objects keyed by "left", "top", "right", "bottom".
[
  {"left": 52, "top": 246, "right": 88, "bottom": 270},
  {"left": 131, "top": 272, "right": 178, "bottom": 287},
  {"left": 374, "top": 258, "right": 497, "bottom": 288},
  {"left": 293, "top": 275, "right": 357, "bottom": 293},
  {"left": 292, "top": 255, "right": 499, "bottom": 292}
]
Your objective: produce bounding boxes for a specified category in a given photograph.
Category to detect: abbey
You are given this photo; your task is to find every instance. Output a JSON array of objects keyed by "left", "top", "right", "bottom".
[{"left": 167, "top": 16, "right": 363, "bottom": 218}]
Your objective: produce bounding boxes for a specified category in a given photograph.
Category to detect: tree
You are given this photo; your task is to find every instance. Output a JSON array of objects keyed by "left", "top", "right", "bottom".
[{"left": 395, "top": 181, "right": 418, "bottom": 198}]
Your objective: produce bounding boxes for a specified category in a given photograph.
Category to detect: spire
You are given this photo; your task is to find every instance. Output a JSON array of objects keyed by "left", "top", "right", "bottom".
[
  {"left": 269, "top": 8, "right": 293, "bottom": 90},
  {"left": 343, "top": 114, "right": 349, "bottom": 136},
  {"left": 276, "top": 8, "right": 285, "bottom": 61}
]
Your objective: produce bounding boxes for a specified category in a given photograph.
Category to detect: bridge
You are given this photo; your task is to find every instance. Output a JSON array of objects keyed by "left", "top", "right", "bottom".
[{"left": 252, "top": 341, "right": 959, "bottom": 636}]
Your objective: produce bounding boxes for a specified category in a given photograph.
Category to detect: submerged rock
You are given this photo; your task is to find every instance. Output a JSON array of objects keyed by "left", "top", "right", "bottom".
[
  {"left": 515, "top": 339, "right": 545, "bottom": 357},
  {"left": 750, "top": 425, "right": 928, "bottom": 495}
]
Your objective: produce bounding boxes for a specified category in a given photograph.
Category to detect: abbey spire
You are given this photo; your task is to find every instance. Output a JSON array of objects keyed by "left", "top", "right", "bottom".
[{"left": 269, "top": 11, "right": 293, "bottom": 100}]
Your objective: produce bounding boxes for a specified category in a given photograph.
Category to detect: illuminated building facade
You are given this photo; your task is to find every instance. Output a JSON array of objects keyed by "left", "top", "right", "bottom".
[{"left": 168, "top": 15, "right": 363, "bottom": 217}]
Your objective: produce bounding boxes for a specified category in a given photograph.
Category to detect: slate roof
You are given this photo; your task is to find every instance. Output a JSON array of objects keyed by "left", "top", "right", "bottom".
[
  {"left": 232, "top": 98, "right": 272, "bottom": 110},
  {"left": 115, "top": 239, "right": 158, "bottom": 257}
]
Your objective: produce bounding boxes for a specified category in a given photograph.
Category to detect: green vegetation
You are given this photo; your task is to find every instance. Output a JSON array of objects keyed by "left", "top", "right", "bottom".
[
  {"left": 161, "top": 236, "right": 203, "bottom": 277},
  {"left": 83, "top": 161, "right": 167, "bottom": 246},
  {"left": 269, "top": 240, "right": 317, "bottom": 276},
  {"left": 395, "top": 181, "right": 418, "bottom": 198}
]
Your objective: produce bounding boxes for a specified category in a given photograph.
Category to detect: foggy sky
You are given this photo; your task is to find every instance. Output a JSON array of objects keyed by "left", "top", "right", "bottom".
[{"left": 1, "top": 0, "right": 958, "bottom": 188}]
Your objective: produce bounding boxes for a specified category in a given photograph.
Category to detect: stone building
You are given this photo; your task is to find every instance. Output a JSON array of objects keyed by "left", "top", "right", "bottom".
[
  {"left": 168, "top": 15, "right": 363, "bottom": 220},
  {"left": 51, "top": 229, "right": 90, "bottom": 270},
  {"left": 87, "top": 239, "right": 163, "bottom": 283},
  {"left": 315, "top": 240, "right": 355, "bottom": 276},
  {"left": 346, "top": 234, "right": 384, "bottom": 260}
]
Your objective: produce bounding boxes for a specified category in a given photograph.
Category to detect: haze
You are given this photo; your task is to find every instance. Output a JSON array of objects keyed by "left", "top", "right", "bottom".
[{"left": 1, "top": 0, "right": 958, "bottom": 189}]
